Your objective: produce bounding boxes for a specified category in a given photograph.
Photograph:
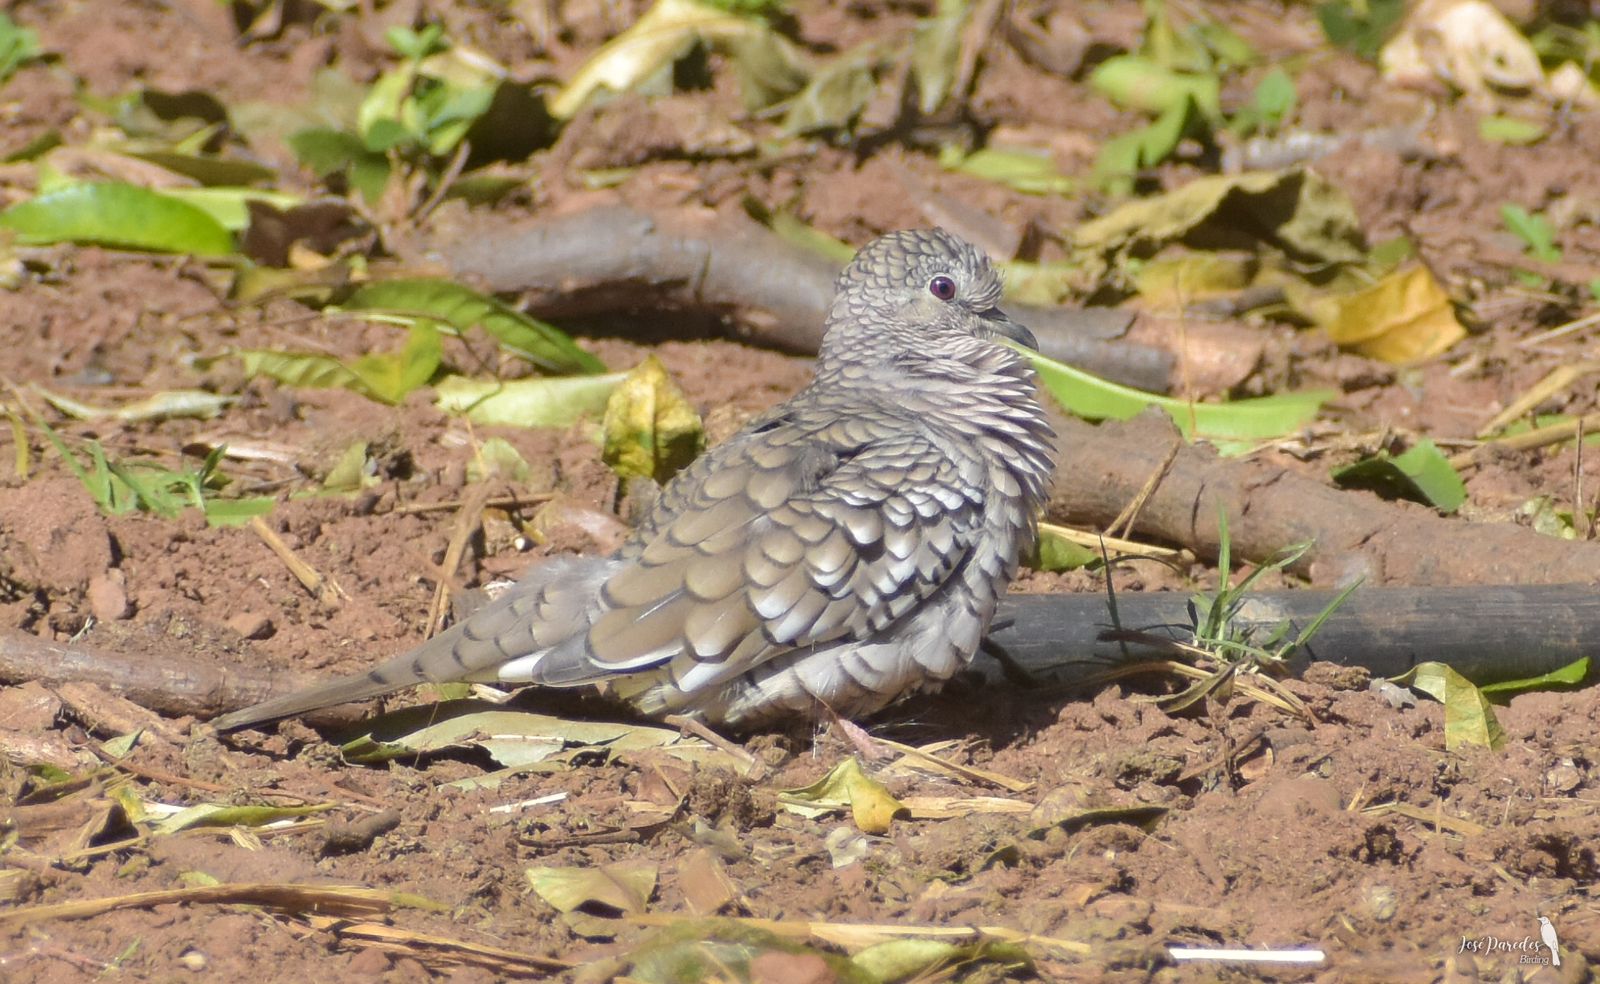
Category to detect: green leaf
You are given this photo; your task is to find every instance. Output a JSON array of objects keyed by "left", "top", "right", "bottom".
[
  {"left": 342, "top": 278, "right": 605, "bottom": 375},
  {"left": 601, "top": 356, "right": 705, "bottom": 483},
  {"left": 1093, "top": 97, "right": 1201, "bottom": 193},
  {"left": 1089, "top": 55, "right": 1221, "bottom": 120},
  {"left": 0, "top": 12, "right": 41, "bottom": 84},
  {"left": 159, "top": 187, "right": 302, "bottom": 232},
  {"left": 357, "top": 68, "right": 419, "bottom": 150},
  {"left": 154, "top": 803, "right": 336, "bottom": 835},
  {"left": 1478, "top": 115, "right": 1546, "bottom": 146},
  {"left": 1331, "top": 439, "right": 1467, "bottom": 513},
  {"left": 321, "top": 441, "right": 373, "bottom": 493},
  {"left": 1500, "top": 204, "right": 1561, "bottom": 263},
  {"left": 1399, "top": 662, "right": 1506, "bottom": 751},
  {"left": 386, "top": 23, "right": 447, "bottom": 61},
  {"left": 940, "top": 145, "right": 1074, "bottom": 196},
  {"left": 781, "top": 43, "right": 878, "bottom": 135},
  {"left": 1073, "top": 168, "right": 1366, "bottom": 270},
  {"left": 854, "top": 939, "right": 1031, "bottom": 982},
  {"left": 434, "top": 373, "right": 627, "bottom": 427},
  {"left": 722, "top": 20, "right": 810, "bottom": 110},
  {"left": 122, "top": 150, "right": 278, "bottom": 187},
  {"left": 910, "top": 0, "right": 969, "bottom": 114},
  {"left": 202, "top": 496, "right": 278, "bottom": 527},
  {"left": 467, "top": 437, "right": 531, "bottom": 482},
  {"left": 100, "top": 730, "right": 143, "bottom": 759},
  {"left": 1316, "top": 0, "right": 1406, "bottom": 62},
  {"left": 1191, "top": 19, "right": 1258, "bottom": 70},
  {"left": 1028, "top": 523, "right": 1100, "bottom": 571},
  {"left": 346, "top": 321, "right": 442, "bottom": 404},
  {"left": 234, "top": 349, "right": 362, "bottom": 392},
  {"left": 1026, "top": 348, "right": 1330, "bottom": 446},
  {"left": 1231, "top": 67, "right": 1296, "bottom": 134},
  {"left": 289, "top": 126, "right": 362, "bottom": 173},
  {"left": 0, "top": 182, "right": 235, "bottom": 256},
  {"left": 288, "top": 127, "right": 391, "bottom": 204},
  {"left": 235, "top": 322, "right": 441, "bottom": 405},
  {"left": 415, "top": 82, "right": 498, "bottom": 156},
  {"left": 1479, "top": 656, "right": 1589, "bottom": 697}
]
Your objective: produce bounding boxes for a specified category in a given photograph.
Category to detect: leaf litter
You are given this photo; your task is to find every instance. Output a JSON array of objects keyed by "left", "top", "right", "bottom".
[{"left": 4, "top": 0, "right": 1600, "bottom": 979}]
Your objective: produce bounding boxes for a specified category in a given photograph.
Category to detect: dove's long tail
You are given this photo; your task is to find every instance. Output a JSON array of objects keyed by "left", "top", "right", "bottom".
[{"left": 211, "top": 556, "right": 616, "bottom": 731}]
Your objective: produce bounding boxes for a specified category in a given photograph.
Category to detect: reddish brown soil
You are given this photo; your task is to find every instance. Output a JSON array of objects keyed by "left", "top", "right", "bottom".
[{"left": 2, "top": 1, "right": 1599, "bottom": 982}]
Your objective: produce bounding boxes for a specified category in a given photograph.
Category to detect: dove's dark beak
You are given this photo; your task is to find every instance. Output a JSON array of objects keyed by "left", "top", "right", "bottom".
[{"left": 980, "top": 307, "right": 1039, "bottom": 351}]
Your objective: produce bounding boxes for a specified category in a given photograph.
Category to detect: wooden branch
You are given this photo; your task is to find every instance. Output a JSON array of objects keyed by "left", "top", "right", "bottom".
[
  {"left": 434, "top": 203, "right": 1173, "bottom": 391},
  {"left": 1047, "top": 410, "right": 1600, "bottom": 586},
  {"left": 0, "top": 630, "right": 361, "bottom": 728}
]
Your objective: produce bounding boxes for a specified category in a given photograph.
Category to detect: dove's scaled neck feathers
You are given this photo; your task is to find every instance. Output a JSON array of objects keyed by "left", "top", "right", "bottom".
[{"left": 210, "top": 228, "right": 1056, "bottom": 733}]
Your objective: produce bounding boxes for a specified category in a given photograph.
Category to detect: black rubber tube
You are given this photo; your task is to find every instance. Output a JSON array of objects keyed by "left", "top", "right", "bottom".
[{"left": 983, "top": 585, "right": 1600, "bottom": 685}]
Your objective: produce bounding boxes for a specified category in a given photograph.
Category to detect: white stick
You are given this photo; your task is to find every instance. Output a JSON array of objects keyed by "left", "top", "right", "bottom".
[{"left": 1169, "top": 947, "right": 1326, "bottom": 964}]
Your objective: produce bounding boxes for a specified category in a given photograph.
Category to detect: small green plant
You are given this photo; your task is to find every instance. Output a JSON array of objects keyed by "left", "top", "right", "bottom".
[
  {"left": 1097, "top": 508, "right": 1359, "bottom": 721},
  {"left": 1190, "top": 511, "right": 1358, "bottom": 666},
  {"left": 1315, "top": 0, "right": 1406, "bottom": 62},
  {"left": 0, "top": 12, "right": 41, "bottom": 85},
  {"left": 289, "top": 24, "right": 533, "bottom": 204},
  {"left": 1092, "top": 4, "right": 1303, "bottom": 193},
  {"left": 1228, "top": 68, "right": 1297, "bottom": 136},
  {"left": 44, "top": 426, "right": 218, "bottom": 519},
  {"left": 1500, "top": 204, "right": 1561, "bottom": 263},
  {"left": 37, "top": 420, "right": 272, "bottom": 525}
]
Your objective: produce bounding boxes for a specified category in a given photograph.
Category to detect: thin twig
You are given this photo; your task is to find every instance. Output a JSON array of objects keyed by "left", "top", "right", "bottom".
[
  {"left": 663, "top": 714, "right": 765, "bottom": 779},
  {"left": 427, "top": 481, "right": 498, "bottom": 635},
  {"left": 1450, "top": 410, "right": 1600, "bottom": 469},
  {"left": 1108, "top": 438, "right": 1183, "bottom": 540},
  {"left": 250, "top": 515, "right": 347, "bottom": 606},
  {"left": 392, "top": 493, "right": 554, "bottom": 515}
]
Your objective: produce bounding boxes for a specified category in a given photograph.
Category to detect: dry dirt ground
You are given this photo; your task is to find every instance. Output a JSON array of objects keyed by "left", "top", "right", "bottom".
[{"left": 2, "top": 0, "right": 1600, "bottom": 981}]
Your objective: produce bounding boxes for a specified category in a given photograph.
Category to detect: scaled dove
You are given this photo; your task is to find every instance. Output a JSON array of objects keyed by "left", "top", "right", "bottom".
[{"left": 213, "top": 229, "right": 1056, "bottom": 731}]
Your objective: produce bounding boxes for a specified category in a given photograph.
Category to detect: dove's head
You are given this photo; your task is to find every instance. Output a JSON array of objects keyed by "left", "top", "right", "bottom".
[{"left": 825, "top": 229, "right": 1037, "bottom": 361}]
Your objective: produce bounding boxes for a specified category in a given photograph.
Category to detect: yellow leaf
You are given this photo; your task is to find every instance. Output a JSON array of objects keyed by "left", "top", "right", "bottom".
[
  {"left": 1405, "top": 662, "right": 1507, "bottom": 751},
  {"left": 601, "top": 355, "right": 705, "bottom": 483},
  {"left": 550, "top": 0, "right": 757, "bottom": 119},
  {"left": 781, "top": 757, "right": 909, "bottom": 835},
  {"left": 1133, "top": 252, "right": 1253, "bottom": 314},
  {"left": 1311, "top": 265, "right": 1466, "bottom": 364},
  {"left": 526, "top": 860, "right": 658, "bottom": 915}
]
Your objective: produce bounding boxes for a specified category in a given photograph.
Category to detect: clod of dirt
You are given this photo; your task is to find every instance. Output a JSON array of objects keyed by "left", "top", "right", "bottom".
[
  {"left": 0, "top": 479, "right": 113, "bottom": 600},
  {"left": 1303, "top": 661, "right": 1373, "bottom": 690},
  {"left": 1111, "top": 749, "right": 1184, "bottom": 788},
  {"left": 684, "top": 769, "right": 770, "bottom": 830},
  {"left": 318, "top": 808, "right": 402, "bottom": 857},
  {"left": 86, "top": 570, "right": 131, "bottom": 621}
]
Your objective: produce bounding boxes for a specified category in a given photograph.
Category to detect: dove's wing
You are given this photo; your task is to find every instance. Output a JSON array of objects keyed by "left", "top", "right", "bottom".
[{"left": 505, "top": 405, "right": 988, "bottom": 699}]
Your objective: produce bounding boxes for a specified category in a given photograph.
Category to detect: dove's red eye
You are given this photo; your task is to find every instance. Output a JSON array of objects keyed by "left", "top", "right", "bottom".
[{"left": 929, "top": 275, "right": 957, "bottom": 301}]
